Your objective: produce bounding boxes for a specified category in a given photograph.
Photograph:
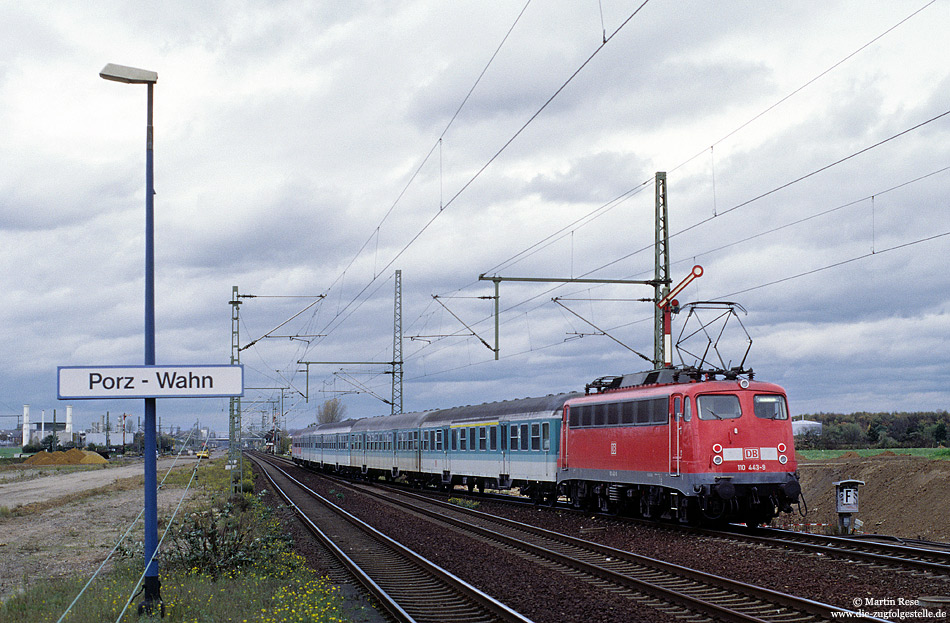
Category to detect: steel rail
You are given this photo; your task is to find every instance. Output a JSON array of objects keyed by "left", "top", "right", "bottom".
[
  {"left": 249, "top": 453, "right": 533, "bottom": 623},
  {"left": 712, "top": 526, "right": 950, "bottom": 575},
  {"left": 335, "top": 477, "right": 888, "bottom": 623}
]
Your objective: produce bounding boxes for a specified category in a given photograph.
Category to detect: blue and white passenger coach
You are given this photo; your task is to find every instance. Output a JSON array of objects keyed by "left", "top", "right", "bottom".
[{"left": 292, "top": 393, "right": 577, "bottom": 499}]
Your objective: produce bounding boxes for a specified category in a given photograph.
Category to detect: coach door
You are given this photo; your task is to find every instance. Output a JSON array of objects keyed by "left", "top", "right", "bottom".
[
  {"left": 669, "top": 394, "right": 682, "bottom": 476},
  {"left": 500, "top": 423, "right": 511, "bottom": 477}
]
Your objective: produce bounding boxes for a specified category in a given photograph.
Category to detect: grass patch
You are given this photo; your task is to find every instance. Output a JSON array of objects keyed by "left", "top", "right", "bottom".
[
  {"left": 0, "top": 553, "right": 347, "bottom": 622},
  {"left": 0, "top": 447, "right": 23, "bottom": 458},
  {"left": 0, "top": 460, "right": 349, "bottom": 623},
  {"left": 447, "top": 497, "right": 480, "bottom": 509},
  {"left": 797, "top": 448, "right": 950, "bottom": 460}
]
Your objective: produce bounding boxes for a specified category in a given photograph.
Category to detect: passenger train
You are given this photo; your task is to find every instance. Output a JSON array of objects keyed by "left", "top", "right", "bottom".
[{"left": 292, "top": 366, "right": 801, "bottom": 525}]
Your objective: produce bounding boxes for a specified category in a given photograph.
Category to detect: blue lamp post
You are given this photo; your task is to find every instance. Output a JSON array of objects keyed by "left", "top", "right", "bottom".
[{"left": 99, "top": 62, "right": 162, "bottom": 616}]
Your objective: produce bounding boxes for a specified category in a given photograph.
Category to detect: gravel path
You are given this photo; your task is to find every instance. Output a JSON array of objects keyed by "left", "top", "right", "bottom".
[
  {"left": 0, "top": 457, "right": 196, "bottom": 509},
  {"left": 0, "top": 457, "right": 200, "bottom": 603}
]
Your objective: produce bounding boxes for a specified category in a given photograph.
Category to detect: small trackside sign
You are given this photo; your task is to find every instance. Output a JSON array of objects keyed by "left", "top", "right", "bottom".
[{"left": 57, "top": 365, "right": 244, "bottom": 399}]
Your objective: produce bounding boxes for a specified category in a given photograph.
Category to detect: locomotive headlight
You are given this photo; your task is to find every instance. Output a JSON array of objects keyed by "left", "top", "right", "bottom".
[
  {"left": 712, "top": 443, "right": 723, "bottom": 454},
  {"left": 778, "top": 443, "right": 787, "bottom": 453},
  {"left": 713, "top": 455, "right": 723, "bottom": 466},
  {"left": 779, "top": 455, "right": 788, "bottom": 465}
]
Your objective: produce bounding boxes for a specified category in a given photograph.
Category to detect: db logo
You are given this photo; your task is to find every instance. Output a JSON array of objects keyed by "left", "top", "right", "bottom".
[
  {"left": 744, "top": 448, "right": 760, "bottom": 460},
  {"left": 611, "top": 442, "right": 617, "bottom": 455}
]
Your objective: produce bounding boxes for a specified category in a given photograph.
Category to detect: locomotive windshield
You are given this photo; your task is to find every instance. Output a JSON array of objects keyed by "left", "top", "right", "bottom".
[
  {"left": 753, "top": 395, "right": 789, "bottom": 419},
  {"left": 697, "top": 394, "right": 741, "bottom": 420}
]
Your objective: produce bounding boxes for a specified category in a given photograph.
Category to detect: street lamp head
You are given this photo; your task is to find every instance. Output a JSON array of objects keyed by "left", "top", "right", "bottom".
[{"left": 100, "top": 63, "right": 157, "bottom": 85}]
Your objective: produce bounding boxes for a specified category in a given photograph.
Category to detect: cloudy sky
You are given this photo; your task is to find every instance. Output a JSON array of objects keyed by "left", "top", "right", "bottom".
[{"left": 2, "top": 1, "right": 948, "bottom": 436}]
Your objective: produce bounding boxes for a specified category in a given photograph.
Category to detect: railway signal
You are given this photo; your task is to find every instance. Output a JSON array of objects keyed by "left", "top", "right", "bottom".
[{"left": 656, "top": 265, "right": 704, "bottom": 368}]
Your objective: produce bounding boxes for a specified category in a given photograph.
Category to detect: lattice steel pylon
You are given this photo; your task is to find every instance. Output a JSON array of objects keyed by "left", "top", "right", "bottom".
[
  {"left": 391, "top": 270, "right": 403, "bottom": 415},
  {"left": 653, "top": 172, "right": 670, "bottom": 368},
  {"left": 228, "top": 285, "right": 242, "bottom": 493}
]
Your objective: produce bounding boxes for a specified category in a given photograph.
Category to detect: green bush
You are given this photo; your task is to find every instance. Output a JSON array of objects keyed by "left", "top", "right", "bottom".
[{"left": 155, "top": 493, "right": 294, "bottom": 580}]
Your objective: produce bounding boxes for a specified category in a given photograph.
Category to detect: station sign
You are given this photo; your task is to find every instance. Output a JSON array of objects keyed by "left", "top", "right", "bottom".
[{"left": 58, "top": 365, "right": 244, "bottom": 400}]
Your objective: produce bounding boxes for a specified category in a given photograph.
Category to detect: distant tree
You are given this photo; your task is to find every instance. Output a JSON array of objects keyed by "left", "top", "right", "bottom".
[
  {"left": 317, "top": 398, "right": 347, "bottom": 424},
  {"left": 41, "top": 434, "right": 59, "bottom": 453},
  {"left": 934, "top": 421, "right": 948, "bottom": 446}
]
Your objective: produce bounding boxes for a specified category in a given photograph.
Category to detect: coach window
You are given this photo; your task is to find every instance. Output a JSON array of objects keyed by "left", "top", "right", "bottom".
[
  {"left": 754, "top": 395, "right": 788, "bottom": 420},
  {"left": 459, "top": 429, "right": 467, "bottom": 450},
  {"left": 607, "top": 402, "right": 620, "bottom": 425},
  {"left": 634, "top": 401, "right": 649, "bottom": 425},
  {"left": 542, "top": 422, "right": 550, "bottom": 451},
  {"left": 510, "top": 424, "right": 520, "bottom": 451},
  {"left": 621, "top": 401, "right": 635, "bottom": 425},
  {"left": 468, "top": 428, "right": 476, "bottom": 451},
  {"left": 520, "top": 424, "right": 530, "bottom": 450},
  {"left": 531, "top": 423, "right": 541, "bottom": 450},
  {"left": 479, "top": 427, "right": 487, "bottom": 451},
  {"left": 697, "top": 394, "right": 742, "bottom": 420},
  {"left": 490, "top": 426, "right": 498, "bottom": 451},
  {"left": 436, "top": 429, "right": 443, "bottom": 451}
]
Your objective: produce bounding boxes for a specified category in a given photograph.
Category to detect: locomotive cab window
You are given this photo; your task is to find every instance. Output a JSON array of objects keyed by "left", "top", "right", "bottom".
[
  {"left": 754, "top": 395, "right": 789, "bottom": 420},
  {"left": 697, "top": 394, "right": 742, "bottom": 420}
]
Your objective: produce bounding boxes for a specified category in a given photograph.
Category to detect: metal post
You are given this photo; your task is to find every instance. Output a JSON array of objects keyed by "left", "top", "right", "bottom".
[
  {"left": 100, "top": 63, "right": 162, "bottom": 615},
  {"left": 140, "top": 80, "right": 163, "bottom": 615},
  {"left": 493, "top": 278, "right": 500, "bottom": 360},
  {"left": 654, "top": 172, "right": 670, "bottom": 369},
  {"left": 392, "top": 270, "right": 403, "bottom": 415},
  {"left": 229, "top": 286, "right": 242, "bottom": 493}
]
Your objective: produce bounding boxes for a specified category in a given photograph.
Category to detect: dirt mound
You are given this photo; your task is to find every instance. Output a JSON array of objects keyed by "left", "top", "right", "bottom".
[
  {"left": 836, "top": 451, "right": 861, "bottom": 459},
  {"left": 789, "top": 454, "right": 950, "bottom": 540},
  {"left": 876, "top": 450, "right": 897, "bottom": 457},
  {"left": 23, "top": 450, "right": 107, "bottom": 466}
]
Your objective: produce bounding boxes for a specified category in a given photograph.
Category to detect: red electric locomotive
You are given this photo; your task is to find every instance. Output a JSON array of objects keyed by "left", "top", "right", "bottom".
[{"left": 557, "top": 367, "right": 801, "bottom": 526}]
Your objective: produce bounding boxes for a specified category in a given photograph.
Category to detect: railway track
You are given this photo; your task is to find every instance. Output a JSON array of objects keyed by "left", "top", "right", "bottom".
[
  {"left": 355, "top": 460, "right": 950, "bottom": 578},
  {"left": 708, "top": 525, "right": 950, "bottom": 576},
  {"left": 249, "top": 453, "right": 533, "bottom": 623},
  {"left": 274, "top": 457, "right": 885, "bottom": 623}
]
